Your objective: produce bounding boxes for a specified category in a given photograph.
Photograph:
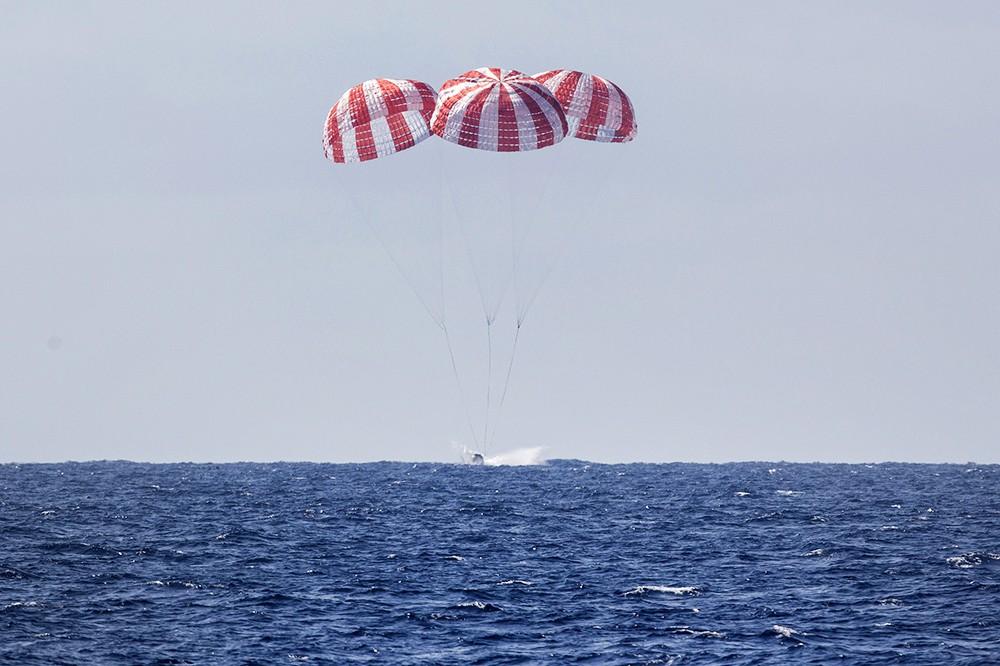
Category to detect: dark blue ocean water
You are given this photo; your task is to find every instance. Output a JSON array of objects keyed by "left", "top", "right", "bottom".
[{"left": 1, "top": 461, "right": 998, "bottom": 664}]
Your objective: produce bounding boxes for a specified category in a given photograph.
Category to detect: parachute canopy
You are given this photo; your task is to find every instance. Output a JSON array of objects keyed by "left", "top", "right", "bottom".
[
  {"left": 533, "top": 70, "right": 637, "bottom": 143},
  {"left": 323, "top": 78, "right": 437, "bottom": 163},
  {"left": 431, "top": 68, "right": 568, "bottom": 152}
]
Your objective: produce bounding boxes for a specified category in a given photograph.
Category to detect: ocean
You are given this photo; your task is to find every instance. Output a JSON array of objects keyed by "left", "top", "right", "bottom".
[{"left": 1, "top": 461, "right": 997, "bottom": 664}]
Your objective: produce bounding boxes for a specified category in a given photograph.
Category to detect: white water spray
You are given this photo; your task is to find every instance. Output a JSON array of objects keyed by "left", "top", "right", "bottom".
[
  {"left": 455, "top": 443, "right": 546, "bottom": 466},
  {"left": 484, "top": 446, "right": 546, "bottom": 466}
]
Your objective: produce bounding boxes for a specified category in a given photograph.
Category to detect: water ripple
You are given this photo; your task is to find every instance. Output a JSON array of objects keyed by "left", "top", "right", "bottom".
[{"left": 0, "top": 461, "right": 997, "bottom": 663}]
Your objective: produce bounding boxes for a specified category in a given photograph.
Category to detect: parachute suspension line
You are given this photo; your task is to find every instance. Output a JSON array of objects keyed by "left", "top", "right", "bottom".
[
  {"left": 486, "top": 154, "right": 555, "bottom": 446},
  {"left": 488, "top": 161, "right": 523, "bottom": 449},
  {"left": 442, "top": 322, "right": 481, "bottom": 450},
  {"left": 444, "top": 155, "right": 519, "bottom": 324},
  {"left": 521, "top": 159, "right": 614, "bottom": 321},
  {"left": 489, "top": 319, "right": 522, "bottom": 448},
  {"left": 349, "top": 187, "right": 444, "bottom": 328},
  {"left": 435, "top": 148, "right": 448, "bottom": 327},
  {"left": 433, "top": 151, "right": 481, "bottom": 451},
  {"left": 483, "top": 318, "right": 494, "bottom": 451},
  {"left": 516, "top": 245, "right": 562, "bottom": 322},
  {"left": 447, "top": 181, "right": 492, "bottom": 323},
  {"left": 362, "top": 205, "right": 478, "bottom": 448},
  {"left": 508, "top": 157, "right": 522, "bottom": 319},
  {"left": 513, "top": 154, "right": 557, "bottom": 323},
  {"left": 444, "top": 167, "right": 503, "bottom": 452}
]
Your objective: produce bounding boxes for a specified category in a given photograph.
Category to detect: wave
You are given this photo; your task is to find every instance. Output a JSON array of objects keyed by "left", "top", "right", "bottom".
[
  {"left": 455, "top": 600, "right": 503, "bottom": 612},
  {"left": 946, "top": 552, "right": 1000, "bottom": 568},
  {"left": 768, "top": 624, "right": 805, "bottom": 643},
  {"left": 624, "top": 585, "right": 700, "bottom": 597},
  {"left": 0, "top": 565, "right": 36, "bottom": 580},
  {"left": 669, "top": 626, "right": 725, "bottom": 638},
  {"left": 147, "top": 580, "right": 202, "bottom": 589},
  {"left": 5, "top": 460, "right": 999, "bottom": 664}
]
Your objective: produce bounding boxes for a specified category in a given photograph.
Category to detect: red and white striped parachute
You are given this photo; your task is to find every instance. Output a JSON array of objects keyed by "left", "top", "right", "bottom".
[
  {"left": 322, "top": 67, "right": 636, "bottom": 454},
  {"left": 431, "top": 68, "right": 568, "bottom": 152},
  {"left": 533, "top": 69, "right": 637, "bottom": 143},
  {"left": 323, "top": 78, "right": 437, "bottom": 163}
]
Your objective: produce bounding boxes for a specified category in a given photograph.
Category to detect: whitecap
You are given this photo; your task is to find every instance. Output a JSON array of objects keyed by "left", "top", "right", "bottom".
[
  {"left": 775, "top": 490, "right": 802, "bottom": 496},
  {"left": 497, "top": 579, "right": 532, "bottom": 586},
  {"left": 147, "top": 579, "right": 199, "bottom": 589},
  {"left": 947, "top": 552, "right": 1000, "bottom": 569},
  {"left": 669, "top": 626, "right": 725, "bottom": 638},
  {"left": 456, "top": 600, "right": 502, "bottom": 611},
  {"left": 445, "top": 555, "right": 464, "bottom": 561},
  {"left": 624, "top": 585, "right": 700, "bottom": 597},
  {"left": 803, "top": 548, "right": 825, "bottom": 557},
  {"left": 770, "top": 624, "right": 802, "bottom": 638},
  {"left": 735, "top": 491, "right": 751, "bottom": 497}
]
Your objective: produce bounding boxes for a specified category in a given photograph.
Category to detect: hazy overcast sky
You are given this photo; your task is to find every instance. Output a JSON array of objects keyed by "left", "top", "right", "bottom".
[{"left": 2, "top": 1, "right": 999, "bottom": 463}]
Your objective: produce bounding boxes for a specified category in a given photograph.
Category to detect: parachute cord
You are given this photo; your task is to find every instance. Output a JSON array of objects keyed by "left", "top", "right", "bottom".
[
  {"left": 490, "top": 177, "right": 521, "bottom": 449},
  {"left": 433, "top": 153, "right": 482, "bottom": 451},
  {"left": 489, "top": 319, "right": 522, "bottom": 448},
  {"left": 517, "top": 150, "right": 614, "bottom": 321},
  {"left": 362, "top": 202, "right": 479, "bottom": 449},
  {"left": 510, "top": 158, "right": 522, "bottom": 324},
  {"left": 483, "top": 318, "right": 494, "bottom": 451},
  {"left": 350, "top": 191, "right": 444, "bottom": 328},
  {"left": 516, "top": 252, "right": 561, "bottom": 323},
  {"left": 436, "top": 149, "right": 448, "bottom": 327},
  {"left": 444, "top": 172, "right": 492, "bottom": 323},
  {"left": 442, "top": 322, "right": 480, "bottom": 450},
  {"left": 434, "top": 174, "right": 480, "bottom": 450}
]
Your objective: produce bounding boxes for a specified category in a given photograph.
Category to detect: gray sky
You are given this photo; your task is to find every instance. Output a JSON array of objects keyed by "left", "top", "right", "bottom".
[{"left": 2, "top": 1, "right": 999, "bottom": 463}]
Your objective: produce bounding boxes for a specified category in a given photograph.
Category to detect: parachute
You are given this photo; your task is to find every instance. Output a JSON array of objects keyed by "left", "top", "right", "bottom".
[
  {"left": 432, "top": 68, "right": 568, "bottom": 152},
  {"left": 324, "top": 68, "right": 635, "bottom": 455},
  {"left": 323, "top": 78, "right": 437, "bottom": 163},
  {"left": 533, "top": 70, "right": 637, "bottom": 143}
]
